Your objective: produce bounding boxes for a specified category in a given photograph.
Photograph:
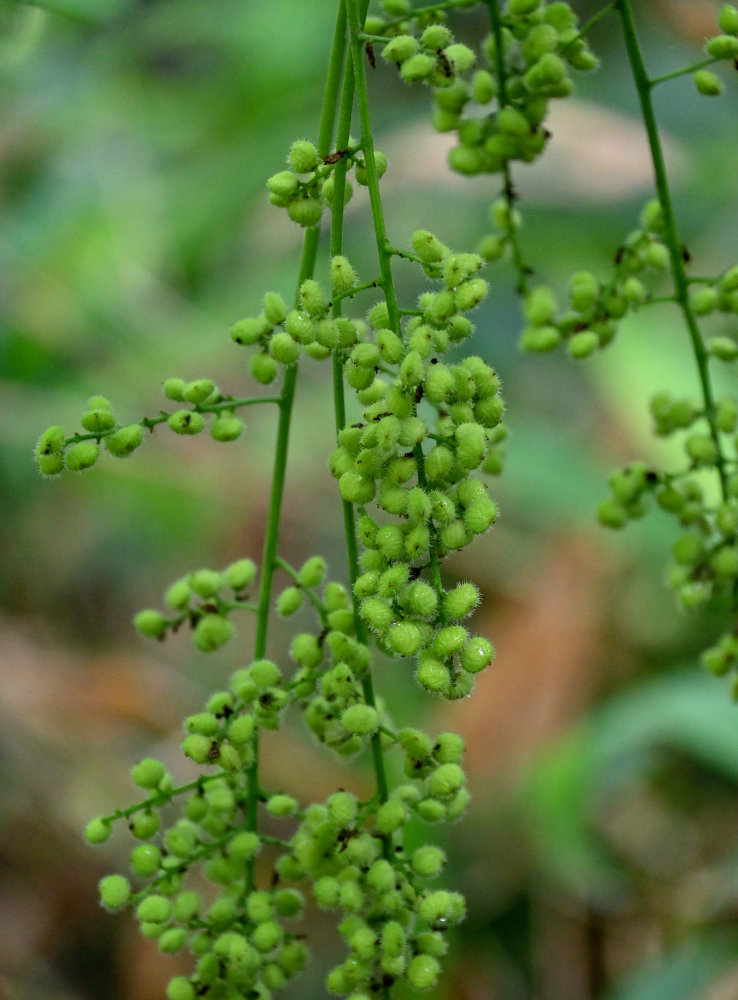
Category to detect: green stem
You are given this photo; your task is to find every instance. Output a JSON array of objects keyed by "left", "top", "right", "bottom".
[
  {"left": 334, "top": 0, "right": 391, "bottom": 811},
  {"left": 244, "top": 2, "right": 350, "bottom": 890},
  {"left": 614, "top": 0, "right": 727, "bottom": 493}
]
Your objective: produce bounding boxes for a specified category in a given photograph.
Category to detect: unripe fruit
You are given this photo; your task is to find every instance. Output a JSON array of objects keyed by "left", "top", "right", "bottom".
[
  {"left": 287, "top": 197, "right": 323, "bottom": 227},
  {"left": 81, "top": 406, "right": 116, "bottom": 433},
  {"left": 455, "top": 277, "right": 489, "bottom": 311},
  {"left": 449, "top": 143, "right": 484, "bottom": 176},
  {"left": 182, "top": 379, "right": 214, "bottom": 404},
  {"left": 330, "top": 255, "right": 357, "bottom": 292},
  {"left": 249, "top": 352, "right": 279, "bottom": 385},
  {"left": 355, "top": 149, "right": 388, "bottom": 185},
  {"left": 382, "top": 34, "right": 420, "bottom": 65},
  {"left": 269, "top": 332, "right": 301, "bottom": 365},
  {"left": 361, "top": 597, "right": 393, "bottom": 632},
  {"left": 182, "top": 733, "right": 215, "bottom": 765},
  {"left": 223, "top": 558, "right": 257, "bottom": 590},
  {"left": 288, "top": 139, "right": 319, "bottom": 173},
  {"left": 85, "top": 817, "right": 112, "bottom": 844},
  {"left": 210, "top": 414, "right": 244, "bottom": 442},
  {"left": 167, "top": 410, "right": 205, "bottom": 435},
  {"left": 163, "top": 377, "right": 187, "bottom": 400},
  {"left": 445, "top": 582, "right": 480, "bottom": 619},
  {"left": 277, "top": 586, "right": 303, "bottom": 616},
  {"left": 65, "top": 440, "right": 99, "bottom": 472},
  {"left": 461, "top": 635, "right": 495, "bottom": 673},
  {"left": 416, "top": 657, "right": 451, "bottom": 694},
  {"left": 99, "top": 874, "right": 131, "bottom": 911},
  {"left": 709, "top": 337, "right": 738, "bottom": 361},
  {"left": 401, "top": 53, "right": 436, "bottom": 82},
  {"left": 267, "top": 793, "right": 298, "bottom": 816},
  {"left": 410, "top": 845, "right": 446, "bottom": 877},
  {"left": 341, "top": 703, "right": 379, "bottom": 735},
  {"left": 130, "top": 843, "right": 161, "bottom": 877},
  {"left": 524, "top": 285, "right": 558, "bottom": 326},
  {"left": 137, "top": 894, "right": 172, "bottom": 924},
  {"left": 192, "top": 614, "right": 235, "bottom": 652},
  {"left": 131, "top": 757, "right": 166, "bottom": 789},
  {"left": 133, "top": 609, "right": 168, "bottom": 639},
  {"left": 420, "top": 24, "right": 453, "bottom": 49},
  {"left": 694, "top": 69, "right": 724, "bottom": 96},
  {"left": 166, "top": 978, "right": 196, "bottom": 1000},
  {"left": 230, "top": 315, "right": 270, "bottom": 345},
  {"left": 719, "top": 4, "right": 738, "bottom": 33},
  {"left": 387, "top": 621, "right": 423, "bottom": 656},
  {"left": 298, "top": 555, "right": 327, "bottom": 588},
  {"left": 407, "top": 953, "right": 441, "bottom": 989},
  {"left": 105, "top": 424, "right": 144, "bottom": 457},
  {"left": 567, "top": 330, "right": 599, "bottom": 359},
  {"left": 706, "top": 33, "right": 738, "bottom": 58}
]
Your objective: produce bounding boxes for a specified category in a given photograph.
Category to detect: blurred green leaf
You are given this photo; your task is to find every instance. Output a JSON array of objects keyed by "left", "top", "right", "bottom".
[{"left": 604, "top": 934, "right": 738, "bottom": 1000}]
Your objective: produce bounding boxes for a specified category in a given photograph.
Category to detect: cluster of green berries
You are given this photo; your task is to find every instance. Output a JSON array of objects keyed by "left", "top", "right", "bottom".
[
  {"left": 162, "top": 378, "right": 246, "bottom": 442},
  {"left": 230, "top": 274, "right": 368, "bottom": 382},
  {"left": 34, "top": 378, "right": 254, "bottom": 479},
  {"left": 519, "top": 200, "right": 676, "bottom": 358},
  {"left": 133, "top": 557, "right": 258, "bottom": 652},
  {"left": 693, "top": 5, "right": 738, "bottom": 96},
  {"left": 34, "top": 396, "right": 144, "bottom": 476},
  {"left": 368, "top": 1, "right": 596, "bottom": 181},
  {"left": 279, "top": 741, "right": 468, "bottom": 997},
  {"left": 265, "top": 138, "right": 387, "bottom": 231},
  {"left": 91, "top": 756, "right": 309, "bottom": 1000},
  {"left": 596, "top": 367, "right": 738, "bottom": 685}
]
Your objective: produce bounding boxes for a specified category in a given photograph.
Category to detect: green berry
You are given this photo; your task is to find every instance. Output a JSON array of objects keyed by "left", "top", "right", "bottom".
[
  {"left": 341, "top": 703, "right": 379, "bottom": 735},
  {"left": 387, "top": 621, "right": 423, "bottom": 656},
  {"left": 99, "top": 874, "right": 131, "bottom": 911},
  {"left": 105, "top": 424, "right": 144, "bottom": 457},
  {"left": 166, "top": 977, "right": 196, "bottom": 1000},
  {"left": 210, "top": 414, "right": 245, "bottom": 442},
  {"left": 382, "top": 34, "right": 420, "bottom": 65},
  {"left": 460, "top": 635, "right": 495, "bottom": 673},
  {"left": 230, "top": 315, "right": 270, "bottom": 345},
  {"left": 568, "top": 330, "right": 599, "bottom": 359},
  {"left": 182, "top": 379, "right": 214, "bottom": 404},
  {"left": 81, "top": 405, "right": 116, "bottom": 433},
  {"left": 133, "top": 609, "right": 168, "bottom": 640},
  {"left": 182, "top": 733, "right": 215, "bottom": 765},
  {"left": 192, "top": 614, "right": 235, "bottom": 652},
  {"left": 719, "top": 4, "right": 738, "bottom": 33},
  {"left": 131, "top": 757, "right": 166, "bottom": 789},
  {"left": 288, "top": 139, "right": 319, "bottom": 173},
  {"left": 167, "top": 410, "right": 205, "bottom": 435},
  {"left": 407, "top": 953, "right": 441, "bottom": 989},
  {"left": 163, "top": 377, "right": 186, "bottom": 400},
  {"left": 65, "top": 440, "right": 99, "bottom": 472},
  {"left": 287, "top": 197, "right": 324, "bottom": 227},
  {"left": 694, "top": 69, "right": 724, "bottom": 96},
  {"left": 706, "top": 33, "right": 738, "bottom": 58},
  {"left": 130, "top": 843, "right": 161, "bottom": 877},
  {"left": 85, "top": 817, "right": 112, "bottom": 844},
  {"left": 249, "top": 351, "right": 279, "bottom": 385},
  {"left": 709, "top": 337, "right": 738, "bottom": 361},
  {"left": 136, "top": 894, "right": 172, "bottom": 924},
  {"left": 269, "top": 332, "right": 301, "bottom": 365},
  {"left": 223, "top": 558, "right": 257, "bottom": 590}
]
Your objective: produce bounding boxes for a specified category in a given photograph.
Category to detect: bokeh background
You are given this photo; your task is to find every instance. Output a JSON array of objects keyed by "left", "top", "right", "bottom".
[{"left": 3, "top": 1, "right": 738, "bottom": 998}]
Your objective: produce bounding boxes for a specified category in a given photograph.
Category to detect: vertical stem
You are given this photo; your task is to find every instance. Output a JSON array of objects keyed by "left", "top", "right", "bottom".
[
  {"left": 244, "top": 2, "right": 350, "bottom": 886},
  {"left": 615, "top": 0, "right": 726, "bottom": 493},
  {"left": 331, "top": 0, "right": 390, "bottom": 807},
  {"left": 346, "top": 0, "right": 446, "bottom": 615}
]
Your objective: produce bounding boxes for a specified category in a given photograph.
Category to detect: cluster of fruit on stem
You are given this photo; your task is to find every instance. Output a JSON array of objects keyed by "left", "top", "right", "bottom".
[{"left": 33, "top": 1, "right": 738, "bottom": 998}]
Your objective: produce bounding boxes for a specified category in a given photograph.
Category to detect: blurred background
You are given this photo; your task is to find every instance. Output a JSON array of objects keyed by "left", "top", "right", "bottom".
[{"left": 2, "top": 1, "right": 738, "bottom": 998}]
